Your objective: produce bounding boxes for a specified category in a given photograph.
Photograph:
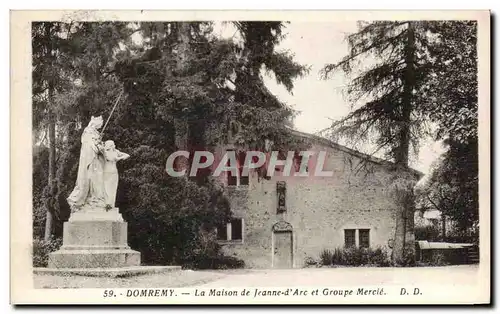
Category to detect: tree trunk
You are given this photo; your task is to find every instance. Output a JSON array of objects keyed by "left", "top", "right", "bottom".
[
  {"left": 173, "top": 22, "right": 190, "bottom": 175},
  {"left": 44, "top": 86, "right": 56, "bottom": 241},
  {"left": 398, "top": 22, "right": 415, "bottom": 166},
  {"left": 441, "top": 214, "right": 446, "bottom": 241},
  {"left": 43, "top": 22, "right": 57, "bottom": 241},
  {"left": 392, "top": 22, "right": 416, "bottom": 264},
  {"left": 176, "top": 22, "right": 191, "bottom": 73}
]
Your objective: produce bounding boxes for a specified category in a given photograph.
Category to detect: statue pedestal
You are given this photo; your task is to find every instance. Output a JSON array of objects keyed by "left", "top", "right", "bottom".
[{"left": 48, "top": 208, "right": 141, "bottom": 268}]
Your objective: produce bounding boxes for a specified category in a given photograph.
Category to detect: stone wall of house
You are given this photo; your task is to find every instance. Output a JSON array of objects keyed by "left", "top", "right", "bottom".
[{"left": 220, "top": 141, "right": 418, "bottom": 268}]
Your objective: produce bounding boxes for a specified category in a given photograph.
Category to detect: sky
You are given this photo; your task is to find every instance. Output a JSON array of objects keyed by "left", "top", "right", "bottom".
[{"left": 215, "top": 22, "right": 445, "bottom": 178}]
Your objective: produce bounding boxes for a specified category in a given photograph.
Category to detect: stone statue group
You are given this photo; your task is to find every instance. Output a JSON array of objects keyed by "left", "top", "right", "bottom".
[{"left": 67, "top": 116, "right": 130, "bottom": 213}]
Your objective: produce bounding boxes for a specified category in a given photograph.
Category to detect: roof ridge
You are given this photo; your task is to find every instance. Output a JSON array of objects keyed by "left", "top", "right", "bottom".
[{"left": 285, "top": 127, "right": 424, "bottom": 179}]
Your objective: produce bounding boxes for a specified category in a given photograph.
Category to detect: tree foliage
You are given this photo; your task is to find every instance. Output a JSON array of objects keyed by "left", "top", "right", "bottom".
[
  {"left": 417, "top": 21, "right": 478, "bottom": 232},
  {"left": 422, "top": 21, "right": 478, "bottom": 143},
  {"left": 322, "top": 20, "right": 479, "bottom": 257},
  {"left": 32, "top": 22, "right": 133, "bottom": 237},
  {"left": 321, "top": 21, "right": 428, "bottom": 165},
  {"left": 419, "top": 139, "right": 478, "bottom": 233},
  {"left": 32, "top": 21, "right": 307, "bottom": 264},
  {"left": 321, "top": 21, "right": 477, "bottom": 162},
  {"left": 323, "top": 21, "right": 479, "bottom": 241}
]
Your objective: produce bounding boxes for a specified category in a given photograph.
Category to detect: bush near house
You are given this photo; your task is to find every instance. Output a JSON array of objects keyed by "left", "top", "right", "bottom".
[
  {"left": 318, "top": 247, "right": 392, "bottom": 267},
  {"left": 304, "top": 256, "right": 320, "bottom": 267},
  {"left": 395, "top": 245, "right": 416, "bottom": 267},
  {"left": 32, "top": 227, "right": 245, "bottom": 270},
  {"left": 445, "top": 227, "right": 479, "bottom": 244},
  {"left": 183, "top": 255, "right": 245, "bottom": 270},
  {"left": 32, "top": 237, "right": 63, "bottom": 267},
  {"left": 417, "top": 249, "right": 470, "bottom": 266},
  {"left": 415, "top": 225, "right": 440, "bottom": 241},
  {"left": 181, "top": 229, "right": 245, "bottom": 270}
]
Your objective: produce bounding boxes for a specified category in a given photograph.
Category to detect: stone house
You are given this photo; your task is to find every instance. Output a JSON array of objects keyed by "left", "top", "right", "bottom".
[{"left": 214, "top": 129, "right": 422, "bottom": 268}]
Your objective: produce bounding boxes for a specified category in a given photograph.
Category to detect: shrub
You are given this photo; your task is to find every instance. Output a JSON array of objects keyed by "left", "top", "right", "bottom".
[
  {"left": 304, "top": 256, "right": 319, "bottom": 267},
  {"left": 331, "top": 248, "right": 345, "bottom": 265},
  {"left": 183, "top": 254, "right": 245, "bottom": 270},
  {"left": 342, "top": 247, "right": 363, "bottom": 266},
  {"left": 181, "top": 229, "right": 245, "bottom": 270},
  {"left": 430, "top": 251, "right": 448, "bottom": 266},
  {"left": 419, "top": 248, "right": 469, "bottom": 266},
  {"left": 117, "top": 167, "right": 232, "bottom": 266},
  {"left": 367, "top": 247, "right": 392, "bottom": 267},
  {"left": 445, "top": 229, "right": 479, "bottom": 244},
  {"left": 319, "top": 249, "right": 333, "bottom": 266},
  {"left": 396, "top": 245, "right": 416, "bottom": 267},
  {"left": 212, "top": 256, "right": 245, "bottom": 270},
  {"left": 415, "top": 225, "right": 440, "bottom": 241},
  {"left": 32, "top": 237, "right": 63, "bottom": 267},
  {"left": 319, "top": 246, "right": 391, "bottom": 267}
]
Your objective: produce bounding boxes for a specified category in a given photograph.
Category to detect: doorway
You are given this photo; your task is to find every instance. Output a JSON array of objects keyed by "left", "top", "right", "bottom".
[{"left": 273, "top": 230, "right": 293, "bottom": 268}]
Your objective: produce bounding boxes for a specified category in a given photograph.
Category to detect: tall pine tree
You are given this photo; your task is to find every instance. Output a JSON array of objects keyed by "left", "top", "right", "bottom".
[
  {"left": 321, "top": 21, "right": 433, "bottom": 263},
  {"left": 322, "top": 20, "right": 479, "bottom": 261}
]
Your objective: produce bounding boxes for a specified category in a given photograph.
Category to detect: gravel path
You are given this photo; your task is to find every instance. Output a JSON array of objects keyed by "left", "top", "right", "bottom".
[
  {"left": 34, "top": 270, "right": 227, "bottom": 289},
  {"left": 34, "top": 265, "right": 479, "bottom": 289},
  {"left": 195, "top": 265, "right": 480, "bottom": 287}
]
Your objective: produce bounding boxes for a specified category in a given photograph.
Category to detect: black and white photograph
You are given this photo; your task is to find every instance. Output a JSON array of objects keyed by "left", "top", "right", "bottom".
[{"left": 10, "top": 10, "right": 490, "bottom": 305}]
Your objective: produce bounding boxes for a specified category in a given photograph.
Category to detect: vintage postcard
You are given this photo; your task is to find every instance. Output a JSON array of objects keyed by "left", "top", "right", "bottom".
[{"left": 10, "top": 10, "right": 490, "bottom": 305}]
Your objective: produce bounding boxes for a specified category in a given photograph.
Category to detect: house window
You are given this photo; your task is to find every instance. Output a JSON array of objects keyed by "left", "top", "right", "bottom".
[
  {"left": 359, "top": 229, "right": 370, "bottom": 248},
  {"left": 231, "top": 218, "right": 243, "bottom": 240},
  {"left": 344, "top": 229, "right": 356, "bottom": 248},
  {"left": 226, "top": 150, "right": 249, "bottom": 186},
  {"left": 274, "top": 151, "right": 288, "bottom": 173},
  {"left": 217, "top": 218, "right": 244, "bottom": 243},
  {"left": 227, "top": 171, "right": 238, "bottom": 186},
  {"left": 237, "top": 152, "right": 249, "bottom": 186},
  {"left": 344, "top": 228, "right": 371, "bottom": 248},
  {"left": 240, "top": 171, "right": 249, "bottom": 185},
  {"left": 294, "top": 152, "right": 309, "bottom": 174},
  {"left": 217, "top": 223, "right": 228, "bottom": 241}
]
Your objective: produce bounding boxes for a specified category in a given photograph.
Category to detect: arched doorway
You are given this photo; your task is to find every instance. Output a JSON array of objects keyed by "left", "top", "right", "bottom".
[{"left": 272, "top": 221, "right": 293, "bottom": 268}]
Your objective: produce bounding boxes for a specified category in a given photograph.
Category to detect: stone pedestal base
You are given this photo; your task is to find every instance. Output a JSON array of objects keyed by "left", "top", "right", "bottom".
[
  {"left": 48, "top": 249, "right": 140, "bottom": 268},
  {"left": 48, "top": 208, "right": 141, "bottom": 269}
]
